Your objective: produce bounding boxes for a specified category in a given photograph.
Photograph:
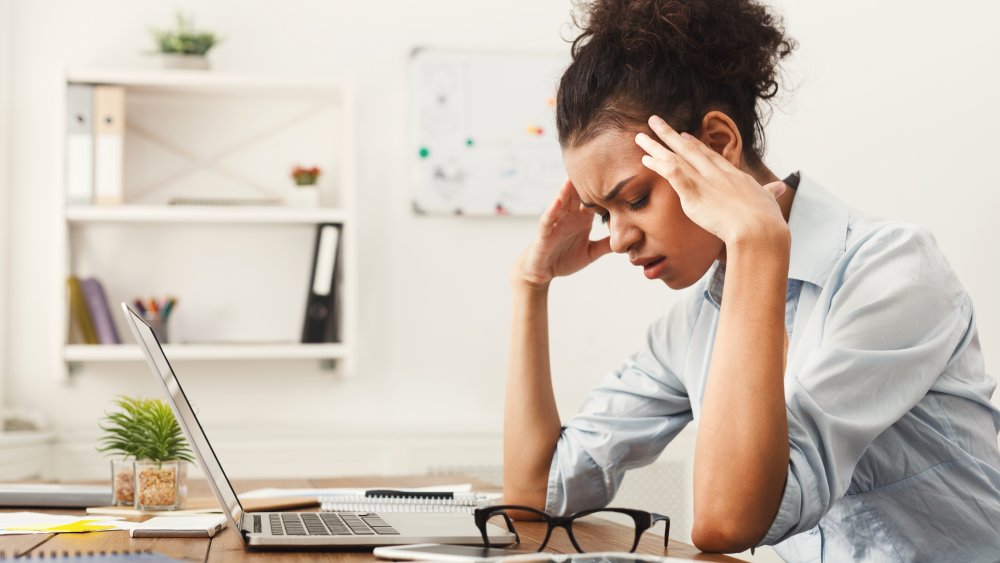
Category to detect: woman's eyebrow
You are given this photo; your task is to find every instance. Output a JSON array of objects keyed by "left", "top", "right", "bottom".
[{"left": 581, "top": 175, "right": 637, "bottom": 208}]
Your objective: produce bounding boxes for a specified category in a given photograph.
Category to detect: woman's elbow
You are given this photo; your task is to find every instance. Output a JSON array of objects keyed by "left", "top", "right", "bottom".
[{"left": 691, "top": 514, "right": 764, "bottom": 554}]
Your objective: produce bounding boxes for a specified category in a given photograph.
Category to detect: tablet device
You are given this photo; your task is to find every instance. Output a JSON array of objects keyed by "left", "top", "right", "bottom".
[{"left": 373, "top": 543, "right": 535, "bottom": 562}]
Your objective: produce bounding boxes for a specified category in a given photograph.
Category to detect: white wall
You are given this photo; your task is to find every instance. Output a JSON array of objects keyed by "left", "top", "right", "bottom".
[
  {"left": 0, "top": 0, "right": 13, "bottom": 409},
  {"left": 5, "top": 0, "right": 998, "bottom": 487}
]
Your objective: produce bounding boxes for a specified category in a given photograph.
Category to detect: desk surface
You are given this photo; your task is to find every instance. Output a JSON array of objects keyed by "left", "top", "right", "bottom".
[{"left": 0, "top": 476, "right": 741, "bottom": 562}]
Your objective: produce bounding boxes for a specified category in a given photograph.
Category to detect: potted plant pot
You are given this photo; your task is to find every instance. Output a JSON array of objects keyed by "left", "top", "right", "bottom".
[
  {"left": 160, "top": 53, "right": 210, "bottom": 70},
  {"left": 135, "top": 459, "right": 185, "bottom": 511},
  {"left": 110, "top": 458, "right": 135, "bottom": 506}
]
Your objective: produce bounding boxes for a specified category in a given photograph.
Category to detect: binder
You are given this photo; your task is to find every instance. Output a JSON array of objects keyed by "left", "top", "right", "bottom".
[
  {"left": 67, "top": 276, "right": 99, "bottom": 344},
  {"left": 93, "top": 85, "right": 125, "bottom": 205},
  {"left": 65, "top": 84, "right": 94, "bottom": 204},
  {"left": 80, "top": 277, "right": 121, "bottom": 344},
  {"left": 301, "top": 223, "right": 342, "bottom": 343}
]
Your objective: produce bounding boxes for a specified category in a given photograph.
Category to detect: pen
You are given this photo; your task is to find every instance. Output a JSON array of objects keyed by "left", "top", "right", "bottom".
[
  {"left": 161, "top": 297, "right": 175, "bottom": 319},
  {"left": 133, "top": 299, "right": 147, "bottom": 316}
]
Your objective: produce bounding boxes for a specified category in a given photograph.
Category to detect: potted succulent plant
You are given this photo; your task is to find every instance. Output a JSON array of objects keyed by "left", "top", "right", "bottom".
[
  {"left": 287, "top": 165, "right": 322, "bottom": 207},
  {"left": 149, "top": 13, "right": 221, "bottom": 70},
  {"left": 98, "top": 396, "right": 195, "bottom": 510}
]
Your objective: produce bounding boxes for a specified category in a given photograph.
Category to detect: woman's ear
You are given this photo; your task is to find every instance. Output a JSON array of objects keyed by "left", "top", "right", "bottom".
[{"left": 698, "top": 111, "right": 744, "bottom": 168}]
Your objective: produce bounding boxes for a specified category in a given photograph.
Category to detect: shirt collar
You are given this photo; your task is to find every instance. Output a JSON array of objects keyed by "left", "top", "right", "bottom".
[
  {"left": 785, "top": 172, "right": 850, "bottom": 286},
  {"left": 704, "top": 172, "right": 850, "bottom": 307}
]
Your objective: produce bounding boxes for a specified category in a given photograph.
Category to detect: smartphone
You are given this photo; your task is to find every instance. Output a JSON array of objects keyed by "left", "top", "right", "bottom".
[{"left": 373, "top": 543, "right": 540, "bottom": 562}]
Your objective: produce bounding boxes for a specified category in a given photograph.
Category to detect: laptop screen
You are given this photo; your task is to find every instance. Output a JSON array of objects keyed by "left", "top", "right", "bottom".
[{"left": 121, "top": 303, "right": 245, "bottom": 535}]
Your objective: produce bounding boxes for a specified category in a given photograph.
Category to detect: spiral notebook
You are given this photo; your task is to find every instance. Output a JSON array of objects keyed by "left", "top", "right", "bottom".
[
  {"left": 320, "top": 489, "right": 502, "bottom": 513},
  {"left": 0, "top": 551, "right": 183, "bottom": 561}
]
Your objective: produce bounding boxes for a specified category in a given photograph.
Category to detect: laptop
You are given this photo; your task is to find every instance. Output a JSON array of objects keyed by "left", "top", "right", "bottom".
[{"left": 121, "top": 303, "right": 516, "bottom": 549}]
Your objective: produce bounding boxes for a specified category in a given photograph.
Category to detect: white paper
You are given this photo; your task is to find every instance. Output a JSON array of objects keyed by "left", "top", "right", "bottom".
[{"left": 0, "top": 511, "right": 134, "bottom": 535}]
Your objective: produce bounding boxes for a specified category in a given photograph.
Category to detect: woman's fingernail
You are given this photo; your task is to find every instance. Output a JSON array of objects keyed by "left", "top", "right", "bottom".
[
  {"left": 635, "top": 132, "right": 647, "bottom": 142},
  {"left": 641, "top": 155, "right": 652, "bottom": 166},
  {"left": 680, "top": 132, "right": 694, "bottom": 140},
  {"left": 649, "top": 115, "right": 664, "bottom": 126}
]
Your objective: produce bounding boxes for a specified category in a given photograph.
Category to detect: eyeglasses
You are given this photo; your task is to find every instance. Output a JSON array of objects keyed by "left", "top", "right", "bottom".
[{"left": 474, "top": 505, "right": 670, "bottom": 553}]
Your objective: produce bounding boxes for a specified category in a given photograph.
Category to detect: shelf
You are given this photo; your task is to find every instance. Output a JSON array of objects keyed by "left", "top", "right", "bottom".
[
  {"left": 64, "top": 343, "right": 347, "bottom": 362},
  {"left": 57, "top": 70, "right": 357, "bottom": 380},
  {"left": 66, "top": 205, "right": 347, "bottom": 225},
  {"left": 66, "top": 68, "right": 346, "bottom": 96}
]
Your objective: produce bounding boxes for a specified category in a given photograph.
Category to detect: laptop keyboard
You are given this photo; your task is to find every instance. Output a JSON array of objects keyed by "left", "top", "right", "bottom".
[{"left": 265, "top": 512, "right": 399, "bottom": 536}]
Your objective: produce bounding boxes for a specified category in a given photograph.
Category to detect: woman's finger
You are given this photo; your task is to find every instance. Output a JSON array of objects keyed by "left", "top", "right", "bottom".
[
  {"left": 762, "top": 180, "right": 787, "bottom": 199},
  {"left": 588, "top": 236, "right": 612, "bottom": 260},
  {"left": 634, "top": 132, "right": 673, "bottom": 161},
  {"left": 677, "top": 128, "right": 741, "bottom": 174},
  {"left": 646, "top": 115, "right": 717, "bottom": 176},
  {"left": 640, "top": 153, "right": 699, "bottom": 200},
  {"left": 539, "top": 191, "right": 563, "bottom": 233}
]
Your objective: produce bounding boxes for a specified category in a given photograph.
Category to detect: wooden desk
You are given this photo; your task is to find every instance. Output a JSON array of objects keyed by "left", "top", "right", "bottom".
[{"left": 1, "top": 476, "right": 740, "bottom": 561}]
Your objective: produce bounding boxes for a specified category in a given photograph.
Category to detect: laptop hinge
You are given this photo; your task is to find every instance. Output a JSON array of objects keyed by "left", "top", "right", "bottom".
[{"left": 239, "top": 513, "right": 252, "bottom": 542}]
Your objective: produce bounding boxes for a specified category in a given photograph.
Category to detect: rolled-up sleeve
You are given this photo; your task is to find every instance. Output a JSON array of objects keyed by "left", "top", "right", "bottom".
[
  {"left": 546, "top": 306, "right": 695, "bottom": 515},
  {"left": 761, "top": 225, "right": 974, "bottom": 545}
]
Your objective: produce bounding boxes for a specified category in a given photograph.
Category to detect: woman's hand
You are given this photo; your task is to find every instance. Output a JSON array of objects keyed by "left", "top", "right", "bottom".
[
  {"left": 514, "top": 179, "right": 612, "bottom": 288},
  {"left": 635, "top": 115, "right": 788, "bottom": 246}
]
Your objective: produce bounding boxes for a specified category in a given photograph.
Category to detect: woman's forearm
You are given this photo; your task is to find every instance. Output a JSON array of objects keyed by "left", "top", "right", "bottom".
[
  {"left": 692, "top": 229, "right": 791, "bottom": 552},
  {"left": 503, "top": 280, "right": 563, "bottom": 510}
]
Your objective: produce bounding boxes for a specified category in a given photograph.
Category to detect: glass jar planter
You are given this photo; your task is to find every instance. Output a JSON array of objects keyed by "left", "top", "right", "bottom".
[
  {"left": 134, "top": 460, "right": 184, "bottom": 511},
  {"left": 110, "top": 459, "right": 135, "bottom": 506}
]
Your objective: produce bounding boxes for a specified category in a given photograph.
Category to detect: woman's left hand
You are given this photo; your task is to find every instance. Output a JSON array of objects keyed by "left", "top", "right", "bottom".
[{"left": 635, "top": 115, "right": 788, "bottom": 245}]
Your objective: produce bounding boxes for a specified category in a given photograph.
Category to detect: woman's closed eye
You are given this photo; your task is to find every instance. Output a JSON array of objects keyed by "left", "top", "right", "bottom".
[
  {"left": 600, "top": 194, "right": 650, "bottom": 224},
  {"left": 627, "top": 193, "right": 650, "bottom": 212}
]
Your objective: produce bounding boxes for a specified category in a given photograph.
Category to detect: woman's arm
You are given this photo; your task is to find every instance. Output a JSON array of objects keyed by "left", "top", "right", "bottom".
[
  {"left": 502, "top": 180, "right": 611, "bottom": 511},
  {"left": 636, "top": 115, "right": 790, "bottom": 552},
  {"left": 691, "top": 231, "right": 790, "bottom": 551},
  {"left": 502, "top": 279, "right": 561, "bottom": 509}
]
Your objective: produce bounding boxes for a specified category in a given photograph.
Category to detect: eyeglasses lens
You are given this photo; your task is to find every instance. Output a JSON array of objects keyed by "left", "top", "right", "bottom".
[{"left": 569, "top": 510, "right": 642, "bottom": 553}]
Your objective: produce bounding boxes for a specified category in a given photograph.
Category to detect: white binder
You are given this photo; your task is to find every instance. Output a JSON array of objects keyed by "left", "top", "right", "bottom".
[
  {"left": 65, "top": 84, "right": 94, "bottom": 204},
  {"left": 93, "top": 85, "right": 125, "bottom": 205}
]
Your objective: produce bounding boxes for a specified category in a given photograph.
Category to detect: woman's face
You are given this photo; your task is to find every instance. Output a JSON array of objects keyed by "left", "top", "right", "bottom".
[{"left": 562, "top": 127, "right": 724, "bottom": 289}]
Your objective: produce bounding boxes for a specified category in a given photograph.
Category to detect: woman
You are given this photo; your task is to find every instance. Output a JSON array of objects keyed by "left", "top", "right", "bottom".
[{"left": 503, "top": 0, "right": 1000, "bottom": 560}]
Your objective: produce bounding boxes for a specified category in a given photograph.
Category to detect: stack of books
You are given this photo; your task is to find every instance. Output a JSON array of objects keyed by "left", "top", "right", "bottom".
[{"left": 67, "top": 276, "right": 119, "bottom": 345}]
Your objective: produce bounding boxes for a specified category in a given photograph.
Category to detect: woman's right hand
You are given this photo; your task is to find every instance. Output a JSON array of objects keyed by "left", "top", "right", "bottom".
[{"left": 514, "top": 179, "right": 612, "bottom": 289}]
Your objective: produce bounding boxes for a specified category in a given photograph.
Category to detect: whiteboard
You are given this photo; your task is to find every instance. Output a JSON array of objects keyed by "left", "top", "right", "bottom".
[{"left": 410, "top": 48, "right": 569, "bottom": 216}]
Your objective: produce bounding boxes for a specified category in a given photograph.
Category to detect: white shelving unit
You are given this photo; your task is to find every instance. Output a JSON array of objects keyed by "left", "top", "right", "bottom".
[
  {"left": 66, "top": 204, "right": 348, "bottom": 225},
  {"left": 63, "top": 343, "right": 348, "bottom": 362},
  {"left": 55, "top": 68, "right": 356, "bottom": 380}
]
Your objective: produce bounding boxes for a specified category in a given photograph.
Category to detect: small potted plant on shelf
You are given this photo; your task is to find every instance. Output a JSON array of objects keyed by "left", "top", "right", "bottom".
[
  {"left": 288, "top": 165, "right": 322, "bottom": 207},
  {"left": 98, "top": 396, "right": 195, "bottom": 510},
  {"left": 149, "top": 12, "right": 221, "bottom": 70}
]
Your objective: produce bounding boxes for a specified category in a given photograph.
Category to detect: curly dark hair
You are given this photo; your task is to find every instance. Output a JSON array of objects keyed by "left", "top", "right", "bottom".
[{"left": 556, "top": 0, "right": 796, "bottom": 166}]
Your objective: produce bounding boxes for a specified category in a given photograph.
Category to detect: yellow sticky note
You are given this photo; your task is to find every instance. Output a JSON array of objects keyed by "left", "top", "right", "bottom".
[{"left": 9, "top": 519, "right": 117, "bottom": 533}]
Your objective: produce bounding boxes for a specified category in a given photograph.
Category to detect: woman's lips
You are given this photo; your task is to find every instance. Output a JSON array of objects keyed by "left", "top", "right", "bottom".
[{"left": 642, "top": 257, "right": 667, "bottom": 279}]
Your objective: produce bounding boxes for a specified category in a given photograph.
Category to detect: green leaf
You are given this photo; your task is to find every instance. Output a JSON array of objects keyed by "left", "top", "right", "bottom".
[
  {"left": 149, "top": 11, "right": 221, "bottom": 55},
  {"left": 97, "top": 395, "right": 194, "bottom": 462}
]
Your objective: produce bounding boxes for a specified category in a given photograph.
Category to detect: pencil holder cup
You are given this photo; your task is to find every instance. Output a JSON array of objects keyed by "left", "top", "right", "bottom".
[
  {"left": 147, "top": 316, "right": 169, "bottom": 344},
  {"left": 110, "top": 459, "right": 135, "bottom": 506}
]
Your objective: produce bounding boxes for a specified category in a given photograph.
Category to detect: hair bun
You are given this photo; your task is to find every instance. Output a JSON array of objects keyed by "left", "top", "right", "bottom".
[{"left": 573, "top": 0, "right": 794, "bottom": 101}]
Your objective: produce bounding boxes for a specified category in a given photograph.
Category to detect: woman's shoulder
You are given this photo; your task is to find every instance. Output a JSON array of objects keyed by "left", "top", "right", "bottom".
[{"left": 839, "top": 213, "right": 966, "bottom": 302}]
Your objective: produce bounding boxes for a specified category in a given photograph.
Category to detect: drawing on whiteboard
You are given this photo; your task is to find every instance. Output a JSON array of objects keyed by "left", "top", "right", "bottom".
[{"left": 410, "top": 48, "right": 569, "bottom": 216}]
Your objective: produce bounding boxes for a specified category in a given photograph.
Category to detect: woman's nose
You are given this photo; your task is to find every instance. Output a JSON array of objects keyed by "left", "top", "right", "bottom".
[{"left": 608, "top": 216, "right": 639, "bottom": 255}]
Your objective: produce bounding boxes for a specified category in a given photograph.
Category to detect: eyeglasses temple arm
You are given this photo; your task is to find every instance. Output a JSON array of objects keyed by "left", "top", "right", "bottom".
[
  {"left": 501, "top": 512, "right": 521, "bottom": 544},
  {"left": 652, "top": 514, "right": 670, "bottom": 549}
]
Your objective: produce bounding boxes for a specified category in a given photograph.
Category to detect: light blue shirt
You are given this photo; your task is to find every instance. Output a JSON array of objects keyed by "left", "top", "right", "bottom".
[{"left": 545, "top": 173, "right": 1000, "bottom": 562}]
